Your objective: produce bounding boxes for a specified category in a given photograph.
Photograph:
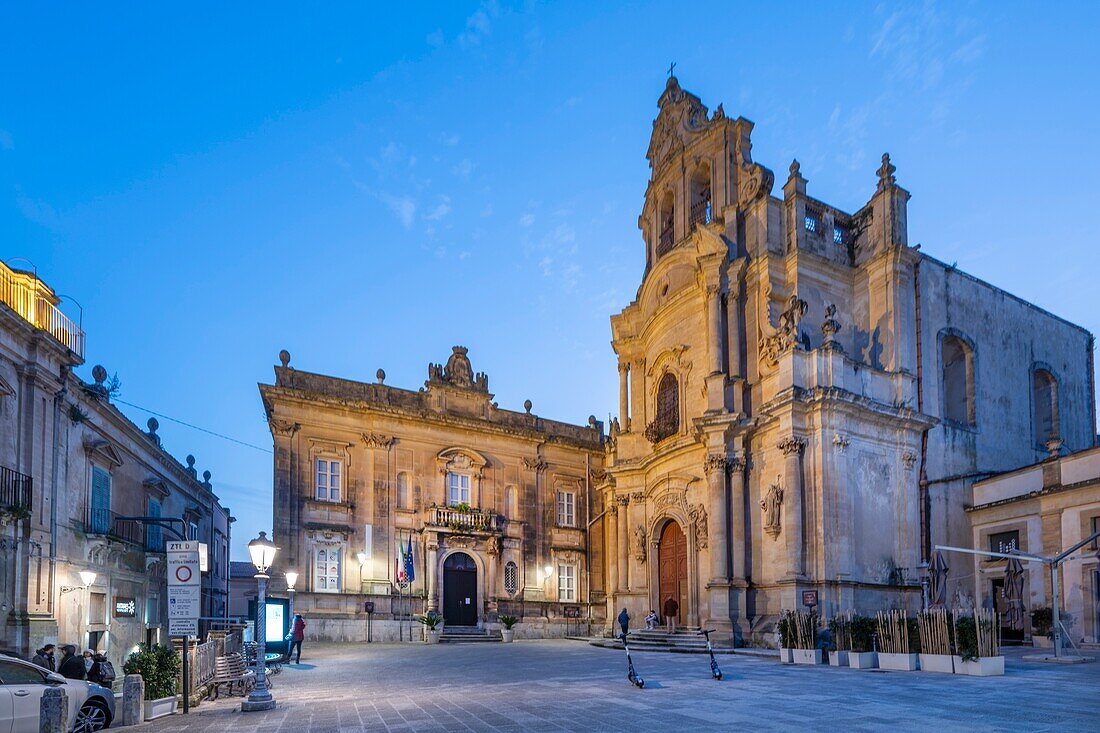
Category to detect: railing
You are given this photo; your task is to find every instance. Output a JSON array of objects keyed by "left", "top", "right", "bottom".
[
  {"left": 689, "top": 199, "right": 711, "bottom": 228},
  {"left": 656, "top": 226, "right": 675, "bottom": 258},
  {"left": 0, "top": 262, "right": 85, "bottom": 359},
  {"left": 86, "top": 509, "right": 145, "bottom": 545},
  {"left": 0, "top": 466, "right": 32, "bottom": 513},
  {"left": 426, "top": 504, "right": 499, "bottom": 532}
]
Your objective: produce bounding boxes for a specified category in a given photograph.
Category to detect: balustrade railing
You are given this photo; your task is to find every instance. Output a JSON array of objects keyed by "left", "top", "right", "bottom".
[
  {"left": 427, "top": 504, "right": 499, "bottom": 532},
  {"left": 0, "top": 466, "right": 32, "bottom": 513},
  {"left": 0, "top": 262, "right": 85, "bottom": 358},
  {"left": 656, "top": 227, "right": 675, "bottom": 258},
  {"left": 689, "top": 199, "right": 711, "bottom": 227}
]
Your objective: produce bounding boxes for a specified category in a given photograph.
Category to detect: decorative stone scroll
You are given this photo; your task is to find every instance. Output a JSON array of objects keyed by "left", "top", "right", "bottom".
[
  {"left": 903, "top": 452, "right": 918, "bottom": 471},
  {"left": 362, "top": 433, "right": 395, "bottom": 449},
  {"left": 761, "top": 475, "right": 783, "bottom": 538},
  {"left": 821, "top": 304, "right": 844, "bottom": 352},
  {"left": 522, "top": 457, "right": 548, "bottom": 473},
  {"left": 688, "top": 504, "right": 709, "bottom": 549},
  {"left": 703, "top": 454, "right": 727, "bottom": 477},
  {"left": 778, "top": 436, "right": 806, "bottom": 457}
]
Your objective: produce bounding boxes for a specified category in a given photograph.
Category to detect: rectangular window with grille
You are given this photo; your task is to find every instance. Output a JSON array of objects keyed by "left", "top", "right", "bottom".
[
  {"left": 558, "top": 564, "right": 576, "bottom": 601},
  {"left": 556, "top": 491, "right": 575, "bottom": 527},
  {"left": 448, "top": 472, "right": 470, "bottom": 506},
  {"left": 315, "top": 459, "right": 342, "bottom": 502},
  {"left": 504, "top": 561, "right": 518, "bottom": 596},
  {"left": 988, "top": 529, "right": 1019, "bottom": 555},
  {"left": 314, "top": 547, "right": 342, "bottom": 592}
]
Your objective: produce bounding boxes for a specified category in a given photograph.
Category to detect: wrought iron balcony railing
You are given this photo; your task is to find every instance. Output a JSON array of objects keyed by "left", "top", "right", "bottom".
[
  {"left": 0, "top": 466, "right": 32, "bottom": 514},
  {"left": 656, "top": 226, "right": 675, "bottom": 258},
  {"left": 426, "top": 504, "right": 500, "bottom": 532},
  {"left": 689, "top": 199, "right": 712, "bottom": 228},
  {"left": 86, "top": 508, "right": 145, "bottom": 545},
  {"left": 0, "top": 261, "right": 85, "bottom": 359}
]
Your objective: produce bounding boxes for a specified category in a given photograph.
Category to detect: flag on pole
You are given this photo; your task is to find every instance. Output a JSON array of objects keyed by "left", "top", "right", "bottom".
[
  {"left": 404, "top": 533, "right": 415, "bottom": 584},
  {"left": 396, "top": 539, "right": 408, "bottom": 585}
]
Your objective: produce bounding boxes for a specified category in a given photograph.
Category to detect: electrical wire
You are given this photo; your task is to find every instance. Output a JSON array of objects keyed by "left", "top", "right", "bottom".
[{"left": 114, "top": 398, "right": 273, "bottom": 454}]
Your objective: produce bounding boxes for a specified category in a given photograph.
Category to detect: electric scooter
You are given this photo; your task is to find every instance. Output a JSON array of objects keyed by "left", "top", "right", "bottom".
[
  {"left": 699, "top": 629, "right": 722, "bottom": 680},
  {"left": 620, "top": 632, "right": 645, "bottom": 688}
]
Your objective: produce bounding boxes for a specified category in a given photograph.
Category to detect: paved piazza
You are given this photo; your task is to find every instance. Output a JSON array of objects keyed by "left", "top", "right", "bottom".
[{"left": 143, "top": 641, "right": 1099, "bottom": 733}]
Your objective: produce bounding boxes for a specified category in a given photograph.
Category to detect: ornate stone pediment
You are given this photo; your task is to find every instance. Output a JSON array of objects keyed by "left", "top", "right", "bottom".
[
  {"left": 427, "top": 346, "right": 489, "bottom": 393},
  {"left": 83, "top": 439, "right": 124, "bottom": 469},
  {"left": 436, "top": 446, "right": 488, "bottom": 476},
  {"left": 646, "top": 77, "right": 713, "bottom": 172}
]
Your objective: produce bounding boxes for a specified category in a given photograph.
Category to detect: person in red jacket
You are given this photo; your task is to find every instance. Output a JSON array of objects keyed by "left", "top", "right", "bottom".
[{"left": 288, "top": 614, "right": 306, "bottom": 663}]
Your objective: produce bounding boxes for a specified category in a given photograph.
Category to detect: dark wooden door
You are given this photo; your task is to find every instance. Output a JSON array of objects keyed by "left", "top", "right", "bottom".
[
  {"left": 658, "top": 521, "right": 687, "bottom": 624},
  {"left": 443, "top": 552, "right": 478, "bottom": 626}
]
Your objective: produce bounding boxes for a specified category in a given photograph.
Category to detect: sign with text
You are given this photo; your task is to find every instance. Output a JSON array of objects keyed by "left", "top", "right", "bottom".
[
  {"left": 113, "top": 597, "right": 137, "bottom": 618},
  {"left": 563, "top": 605, "right": 582, "bottom": 619},
  {"left": 167, "top": 541, "right": 201, "bottom": 627},
  {"left": 168, "top": 618, "right": 198, "bottom": 637},
  {"left": 801, "top": 590, "right": 818, "bottom": 608}
]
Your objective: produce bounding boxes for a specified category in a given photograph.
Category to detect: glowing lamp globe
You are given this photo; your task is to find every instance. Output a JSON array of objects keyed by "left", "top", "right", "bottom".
[
  {"left": 247, "top": 531, "right": 277, "bottom": 575},
  {"left": 78, "top": 571, "right": 97, "bottom": 587},
  {"left": 285, "top": 571, "right": 298, "bottom": 590}
]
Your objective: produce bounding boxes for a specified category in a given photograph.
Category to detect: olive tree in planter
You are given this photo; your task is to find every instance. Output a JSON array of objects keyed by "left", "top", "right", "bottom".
[
  {"left": 1030, "top": 607, "right": 1053, "bottom": 648},
  {"left": 917, "top": 608, "right": 955, "bottom": 673},
  {"left": 848, "top": 615, "right": 878, "bottom": 669},
  {"left": 775, "top": 611, "right": 793, "bottom": 664},
  {"left": 123, "top": 643, "right": 180, "bottom": 721},
  {"left": 788, "top": 610, "right": 822, "bottom": 665},
  {"left": 952, "top": 609, "right": 1004, "bottom": 676},
  {"left": 876, "top": 610, "right": 919, "bottom": 671},
  {"left": 417, "top": 611, "right": 443, "bottom": 644},
  {"left": 499, "top": 615, "right": 518, "bottom": 643},
  {"left": 828, "top": 613, "right": 852, "bottom": 667}
]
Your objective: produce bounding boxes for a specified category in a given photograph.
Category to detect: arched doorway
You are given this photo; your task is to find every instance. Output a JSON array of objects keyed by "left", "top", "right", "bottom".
[
  {"left": 658, "top": 521, "right": 688, "bottom": 626},
  {"left": 442, "top": 552, "right": 478, "bottom": 626}
]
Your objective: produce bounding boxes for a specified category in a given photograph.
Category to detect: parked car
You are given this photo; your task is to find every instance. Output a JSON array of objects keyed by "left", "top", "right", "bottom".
[{"left": 0, "top": 654, "right": 115, "bottom": 732}]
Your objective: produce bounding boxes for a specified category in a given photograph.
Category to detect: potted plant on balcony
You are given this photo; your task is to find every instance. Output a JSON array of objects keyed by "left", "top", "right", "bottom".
[
  {"left": 917, "top": 608, "right": 955, "bottom": 673},
  {"left": 1030, "top": 607, "right": 1053, "bottom": 648},
  {"left": 499, "top": 615, "right": 518, "bottom": 643},
  {"left": 827, "top": 612, "right": 852, "bottom": 667},
  {"left": 123, "top": 643, "right": 180, "bottom": 720},
  {"left": 417, "top": 611, "right": 444, "bottom": 644},
  {"left": 788, "top": 609, "right": 822, "bottom": 664},
  {"left": 848, "top": 614, "right": 877, "bottom": 669},
  {"left": 775, "top": 611, "right": 793, "bottom": 664},
  {"left": 952, "top": 609, "right": 1004, "bottom": 676}
]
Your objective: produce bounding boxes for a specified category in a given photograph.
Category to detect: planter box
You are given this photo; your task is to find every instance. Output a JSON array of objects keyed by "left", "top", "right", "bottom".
[
  {"left": 828, "top": 650, "right": 849, "bottom": 667},
  {"left": 501, "top": 629, "right": 515, "bottom": 643},
  {"left": 918, "top": 653, "right": 955, "bottom": 674},
  {"left": 1031, "top": 636, "right": 1053, "bottom": 649},
  {"left": 953, "top": 655, "right": 1004, "bottom": 676},
  {"left": 778, "top": 647, "right": 793, "bottom": 664},
  {"left": 792, "top": 648, "right": 823, "bottom": 665},
  {"left": 143, "top": 696, "right": 177, "bottom": 721},
  {"left": 878, "top": 652, "right": 918, "bottom": 671},
  {"left": 849, "top": 652, "right": 877, "bottom": 669},
  {"left": 425, "top": 630, "right": 441, "bottom": 644}
]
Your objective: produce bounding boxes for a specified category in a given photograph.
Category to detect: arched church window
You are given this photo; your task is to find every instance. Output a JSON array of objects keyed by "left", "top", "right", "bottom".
[
  {"left": 645, "top": 372, "right": 680, "bottom": 443},
  {"left": 504, "top": 485, "right": 517, "bottom": 519},
  {"left": 1032, "top": 368, "right": 1059, "bottom": 446},
  {"left": 657, "top": 190, "right": 675, "bottom": 257},
  {"left": 689, "top": 165, "right": 712, "bottom": 228},
  {"left": 396, "top": 471, "right": 410, "bottom": 510},
  {"left": 504, "top": 561, "right": 518, "bottom": 596},
  {"left": 942, "top": 335, "right": 975, "bottom": 426}
]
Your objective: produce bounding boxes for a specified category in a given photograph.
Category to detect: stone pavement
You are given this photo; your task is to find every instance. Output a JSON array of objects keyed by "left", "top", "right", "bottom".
[{"left": 139, "top": 641, "right": 1100, "bottom": 732}]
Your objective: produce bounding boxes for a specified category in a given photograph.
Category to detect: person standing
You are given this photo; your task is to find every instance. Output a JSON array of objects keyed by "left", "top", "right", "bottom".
[
  {"left": 58, "top": 645, "right": 86, "bottom": 680},
  {"left": 288, "top": 613, "right": 306, "bottom": 663},
  {"left": 663, "top": 596, "right": 679, "bottom": 633},
  {"left": 617, "top": 608, "right": 630, "bottom": 638},
  {"left": 32, "top": 644, "right": 56, "bottom": 671},
  {"left": 88, "top": 652, "right": 116, "bottom": 687}
]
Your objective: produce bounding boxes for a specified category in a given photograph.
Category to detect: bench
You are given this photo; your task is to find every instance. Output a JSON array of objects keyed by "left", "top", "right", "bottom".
[{"left": 208, "top": 653, "right": 256, "bottom": 700}]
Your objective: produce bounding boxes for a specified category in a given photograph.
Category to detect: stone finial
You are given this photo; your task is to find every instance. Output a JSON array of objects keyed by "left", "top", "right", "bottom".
[
  {"left": 588, "top": 415, "right": 598, "bottom": 428},
  {"left": 789, "top": 159, "right": 801, "bottom": 178},
  {"left": 92, "top": 365, "right": 107, "bottom": 385},
  {"left": 821, "top": 303, "right": 844, "bottom": 352},
  {"left": 876, "top": 153, "right": 897, "bottom": 190},
  {"left": 523, "top": 399, "right": 533, "bottom": 414},
  {"left": 185, "top": 454, "right": 197, "bottom": 478},
  {"left": 376, "top": 368, "right": 386, "bottom": 384},
  {"left": 147, "top": 417, "right": 159, "bottom": 434},
  {"left": 202, "top": 469, "right": 212, "bottom": 482},
  {"left": 278, "top": 350, "right": 291, "bottom": 367}
]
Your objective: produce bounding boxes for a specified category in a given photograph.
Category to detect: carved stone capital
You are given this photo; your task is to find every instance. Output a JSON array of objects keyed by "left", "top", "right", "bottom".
[
  {"left": 362, "top": 432, "right": 395, "bottom": 449},
  {"left": 615, "top": 494, "right": 630, "bottom": 507},
  {"left": 903, "top": 452, "right": 918, "bottom": 471},
  {"left": 618, "top": 362, "right": 630, "bottom": 375},
  {"left": 522, "top": 457, "right": 548, "bottom": 473},
  {"left": 703, "top": 453, "right": 728, "bottom": 476},
  {"left": 269, "top": 418, "right": 299, "bottom": 437},
  {"left": 728, "top": 455, "right": 747, "bottom": 472},
  {"left": 832, "top": 434, "right": 851, "bottom": 451},
  {"left": 630, "top": 491, "right": 645, "bottom": 503},
  {"left": 778, "top": 436, "right": 806, "bottom": 457}
]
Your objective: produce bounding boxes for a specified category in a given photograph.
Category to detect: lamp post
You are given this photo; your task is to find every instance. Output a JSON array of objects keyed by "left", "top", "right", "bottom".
[
  {"left": 242, "top": 532, "right": 277, "bottom": 712},
  {"left": 285, "top": 571, "right": 298, "bottom": 621}
]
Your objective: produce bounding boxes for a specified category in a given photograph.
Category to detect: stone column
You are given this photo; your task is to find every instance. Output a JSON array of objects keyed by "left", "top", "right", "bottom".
[
  {"left": 426, "top": 535, "right": 439, "bottom": 612},
  {"left": 704, "top": 454, "right": 729, "bottom": 582},
  {"left": 486, "top": 539, "right": 499, "bottom": 613},
  {"left": 618, "top": 363, "right": 630, "bottom": 430},
  {"left": 630, "top": 359, "right": 646, "bottom": 429},
  {"left": 606, "top": 502, "right": 619, "bottom": 598},
  {"left": 779, "top": 437, "right": 807, "bottom": 580},
  {"left": 707, "top": 284, "right": 723, "bottom": 374},
  {"left": 729, "top": 455, "right": 747, "bottom": 583},
  {"left": 616, "top": 495, "right": 631, "bottom": 591}
]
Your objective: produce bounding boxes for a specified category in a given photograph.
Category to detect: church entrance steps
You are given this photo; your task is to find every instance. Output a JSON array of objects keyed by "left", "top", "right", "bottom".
[
  {"left": 588, "top": 629, "right": 736, "bottom": 654},
  {"left": 440, "top": 626, "right": 500, "bottom": 643}
]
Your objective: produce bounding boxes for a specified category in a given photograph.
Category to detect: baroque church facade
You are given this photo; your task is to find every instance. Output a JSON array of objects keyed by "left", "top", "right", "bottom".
[{"left": 263, "top": 78, "right": 1094, "bottom": 642}]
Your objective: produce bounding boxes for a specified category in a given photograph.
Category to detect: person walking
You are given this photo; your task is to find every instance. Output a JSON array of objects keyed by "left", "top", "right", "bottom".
[
  {"left": 288, "top": 613, "right": 306, "bottom": 663},
  {"left": 88, "top": 653, "right": 116, "bottom": 687},
  {"left": 32, "top": 644, "right": 56, "bottom": 671},
  {"left": 617, "top": 607, "right": 630, "bottom": 638},
  {"left": 663, "top": 596, "right": 679, "bottom": 633},
  {"left": 58, "top": 645, "right": 86, "bottom": 680}
]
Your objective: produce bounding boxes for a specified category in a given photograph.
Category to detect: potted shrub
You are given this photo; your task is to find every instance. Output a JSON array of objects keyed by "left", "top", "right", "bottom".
[
  {"left": 876, "top": 610, "right": 919, "bottom": 671},
  {"left": 775, "top": 611, "right": 793, "bottom": 663},
  {"left": 828, "top": 613, "right": 852, "bottom": 667},
  {"left": 848, "top": 615, "right": 877, "bottom": 669},
  {"left": 1030, "top": 607, "right": 1053, "bottom": 648},
  {"left": 917, "top": 608, "right": 955, "bottom": 673},
  {"left": 952, "top": 610, "right": 1004, "bottom": 676},
  {"left": 499, "top": 615, "right": 518, "bottom": 642},
  {"left": 123, "top": 643, "right": 180, "bottom": 720},
  {"left": 788, "top": 609, "right": 822, "bottom": 664},
  {"left": 417, "top": 611, "right": 444, "bottom": 644}
]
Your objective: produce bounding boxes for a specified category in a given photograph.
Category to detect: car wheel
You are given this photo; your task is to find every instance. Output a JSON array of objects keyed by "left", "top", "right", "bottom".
[{"left": 73, "top": 699, "right": 110, "bottom": 732}]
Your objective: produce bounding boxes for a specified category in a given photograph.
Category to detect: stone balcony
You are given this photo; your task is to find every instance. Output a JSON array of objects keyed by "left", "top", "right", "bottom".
[{"left": 425, "top": 504, "right": 502, "bottom": 533}]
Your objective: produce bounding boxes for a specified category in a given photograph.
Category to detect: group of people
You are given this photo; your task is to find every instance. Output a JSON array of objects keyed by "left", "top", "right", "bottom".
[
  {"left": 31, "top": 643, "right": 116, "bottom": 684},
  {"left": 617, "top": 596, "right": 681, "bottom": 637}
]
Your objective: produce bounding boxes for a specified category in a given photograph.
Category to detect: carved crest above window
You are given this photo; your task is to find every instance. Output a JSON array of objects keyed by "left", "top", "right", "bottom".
[{"left": 427, "top": 346, "right": 489, "bottom": 392}]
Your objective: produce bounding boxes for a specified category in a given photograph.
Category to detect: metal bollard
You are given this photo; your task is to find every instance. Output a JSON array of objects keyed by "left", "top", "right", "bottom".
[
  {"left": 39, "top": 686, "right": 68, "bottom": 733},
  {"left": 120, "top": 674, "right": 145, "bottom": 726}
]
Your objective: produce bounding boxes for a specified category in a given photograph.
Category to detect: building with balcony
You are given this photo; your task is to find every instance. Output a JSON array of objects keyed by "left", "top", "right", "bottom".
[
  {"left": 260, "top": 346, "right": 605, "bottom": 640},
  {"left": 602, "top": 77, "right": 1096, "bottom": 644},
  {"left": 0, "top": 259, "right": 233, "bottom": 664}
]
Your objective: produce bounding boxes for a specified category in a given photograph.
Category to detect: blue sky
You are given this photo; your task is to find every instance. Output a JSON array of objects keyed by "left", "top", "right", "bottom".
[{"left": 3, "top": 2, "right": 1098, "bottom": 559}]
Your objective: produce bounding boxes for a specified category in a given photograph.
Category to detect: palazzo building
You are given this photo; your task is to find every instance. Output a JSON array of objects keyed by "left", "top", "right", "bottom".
[
  {"left": 260, "top": 347, "right": 605, "bottom": 640},
  {"left": 600, "top": 77, "right": 1095, "bottom": 642}
]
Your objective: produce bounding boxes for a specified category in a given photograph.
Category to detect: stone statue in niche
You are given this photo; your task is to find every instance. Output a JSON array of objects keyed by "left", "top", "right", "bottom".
[
  {"left": 634, "top": 525, "right": 647, "bottom": 563},
  {"left": 485, "top": 535, "right": 500, "bottom": 556},
  {"left": 760, "top": 292, "right": 808, "bottom": 367},
  {"left": 761, "top": 475, "right": 783, "bottom": 537}
]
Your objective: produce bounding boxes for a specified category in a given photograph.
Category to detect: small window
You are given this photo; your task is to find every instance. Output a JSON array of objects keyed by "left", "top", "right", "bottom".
[
  {"left": 988, "top": 530, "right": 1019, "bottom": 555},
  {"left": 1032, "top": 369, "right": 1059, "bottom": 447},
  {"left": 557, "top": 564, "right": 576, "bottom": 602},
  {"left": 314, "top": 548, "right": 341, "bottom": 592},
  {"left": 646, "top": 372, "right": 680, "bottom": 442},
  {"left": 504, "top": 486, "right": 517, "bottom": 519},
  {"left": 556, "top": 491, "right": 575, "bottom": 527},
  {"left": 397, "top": 472, "right": 410, "bottom": 510},
  {"left": 448, "top": 472, "right": 470, "bottom": 506},
  {"left": 504, "top": 561, "right": 518, "bottom": 596},
  {"left": 833, "top": 226, "right": 846, "bottom": 245},
  {"left": 90, "top": 592, "right": 107, "bottom": 624},
  {"left": 1091, "top": 516, "right": 1100, "bottom": 551},
  {"left": 315, "top": 459, "right": 342, "bottom": 502},
  {"left": 804, "top": 214, "right": 819, "bottom": 233},
  {"left": 942, "top": 335, "right": 975, "bottom": 426}
]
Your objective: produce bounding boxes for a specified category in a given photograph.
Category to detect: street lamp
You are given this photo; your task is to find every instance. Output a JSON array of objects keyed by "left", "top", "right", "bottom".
[
  {"left": 285, "top": 571, "right": 298, "bottom": 620},
  {"left": 242, "top": 532, "right": 277, "bottom": 712},
  {"left": 61, "top": 570, "right": 97, "bottom": 594}
]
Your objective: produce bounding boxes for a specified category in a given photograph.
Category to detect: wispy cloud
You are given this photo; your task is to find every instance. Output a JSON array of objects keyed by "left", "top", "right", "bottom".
[
  {"left": 519, "top": 212, "right": 535, "bottom": 227},
  {"left": 378, "top": 192, "right": 416, "bottom": 228},
  {"left": 452, "top": 158, "right": 475, "bottom": 180},
  {"left": 425, "top": 195, "right": 452, "bottom": 221},
  {"left": 458, "top": 1, "right": 499, "bottom": 48}
]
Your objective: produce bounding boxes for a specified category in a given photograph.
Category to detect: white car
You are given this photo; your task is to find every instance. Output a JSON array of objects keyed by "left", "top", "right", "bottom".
[{"left": 0, "top": 655, "right": 115, "bottom": 733}]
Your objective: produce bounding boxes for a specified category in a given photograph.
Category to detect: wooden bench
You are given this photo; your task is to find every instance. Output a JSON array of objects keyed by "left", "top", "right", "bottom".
[{"left": 208, "top": 653, "right": 256, "bottom": 700}]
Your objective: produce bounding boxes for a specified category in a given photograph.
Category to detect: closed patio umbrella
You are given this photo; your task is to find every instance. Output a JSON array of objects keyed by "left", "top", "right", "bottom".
[
  {"left": 928, "top": 550, "right": 950, "bottom": 608},
  {"left": 1004, "top": 556, "right": 1026, "bottom": 630}
]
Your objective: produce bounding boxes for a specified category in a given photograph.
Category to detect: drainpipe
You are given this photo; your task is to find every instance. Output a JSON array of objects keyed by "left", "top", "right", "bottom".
[
  {"left": 48, "top": 368, "right": 69, "bottom": 615},
  {"left": 914, "top": 258, "right": 931, "bottom": 566},
  {"left": 585, "top": 452, "right": 591, "bottom": 630}
]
